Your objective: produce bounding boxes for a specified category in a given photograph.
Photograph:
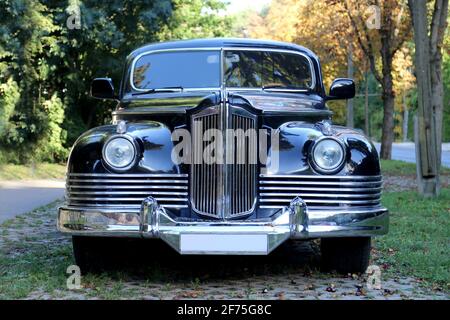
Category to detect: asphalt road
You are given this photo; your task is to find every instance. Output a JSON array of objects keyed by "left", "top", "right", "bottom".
[
  {"left": 0, "top": 180, "right": 65, "bottom": 224},
  {"left": 374, "top": 142, "right": 450, "bottom": 168}
]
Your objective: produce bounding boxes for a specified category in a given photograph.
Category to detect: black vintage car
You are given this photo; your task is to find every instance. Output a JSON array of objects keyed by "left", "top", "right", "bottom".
[{"left": 58, "top": 38, "right": 388, "bottom": 273}]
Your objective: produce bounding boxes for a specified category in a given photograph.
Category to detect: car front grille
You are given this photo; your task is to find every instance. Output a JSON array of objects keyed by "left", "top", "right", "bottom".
[
  {"left": 190, "top": 107, "right": 257, "bottom": 218},
  {"left": 229, "top": 113, "right": 257, "bottom": 216},
  {"left": 191, "top": 109, "right": 220, "bottom": 217},
  {"left": 258, "top": 174, "right": 382, "bottom": 209},
  {"left": 66, "top": 173, "right": 188, "bottom": 211}
]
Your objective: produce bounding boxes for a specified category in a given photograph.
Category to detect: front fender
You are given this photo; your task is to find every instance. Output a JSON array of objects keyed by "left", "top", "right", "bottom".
[
  {"left": 67, "top": 122, "right": 182, "bottom": 174},
  {"left": 265, "top": 122, "right": 380, "bottom": 176}
]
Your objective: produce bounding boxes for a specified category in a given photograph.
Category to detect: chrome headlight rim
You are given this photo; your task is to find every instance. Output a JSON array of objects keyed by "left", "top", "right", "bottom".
[
  {"left": 102, "top": 134, "right": 138, "bottom": 172},
  {"left": 309, "top": 136, "right": 346, "bottom": 174}
]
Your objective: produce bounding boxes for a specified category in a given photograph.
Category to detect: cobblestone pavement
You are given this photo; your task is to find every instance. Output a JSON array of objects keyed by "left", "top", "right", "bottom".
[{"left": 0, "top": 186, "right": 448, "bottom": 300}]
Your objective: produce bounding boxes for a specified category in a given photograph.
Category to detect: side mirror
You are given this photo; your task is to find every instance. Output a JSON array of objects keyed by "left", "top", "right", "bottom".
[
  {"left": 90, "top": 78, "right": 116, "bottom": 100},
  {"left": 327, "top": 78, "right": 355, "bottom": 100}
]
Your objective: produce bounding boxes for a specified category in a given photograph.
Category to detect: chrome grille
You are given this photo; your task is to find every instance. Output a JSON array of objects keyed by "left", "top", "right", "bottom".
[
  {"left": 66, "top": 173, "right": 188, "bottom": 211},
  {"left": 229, "top": 113, "right": 257, "bottom": 216},
  {"left": 191, "top": 106, "right": 258, "bottom": 218},
  {"left": 191, "top": 108, "right": 220, "bottom": 217},
  {"left": 259, "top": 175, "right": 382, "bottom": 209}
]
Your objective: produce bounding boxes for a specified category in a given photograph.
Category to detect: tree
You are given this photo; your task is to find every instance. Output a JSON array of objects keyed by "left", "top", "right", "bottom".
[
  {"left": 247, "top": 0, "right": 367, "bottom": 125},
  {"left": 158, "top": 0, "right": 233, "bottom": 40},
  {"left": 342, "top": 0, "right": 412, "bottom": 160},
  {"left": 0, "top": 0, "right": 233, "bottom": 164},
  {"left": 408, "top": 0, "right": 449, "bottom": 197}
]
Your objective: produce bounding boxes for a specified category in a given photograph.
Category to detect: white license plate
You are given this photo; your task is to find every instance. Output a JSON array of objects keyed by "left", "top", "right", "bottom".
[{"left": 180, "top": 234, "right": 268, "bottom": 254}]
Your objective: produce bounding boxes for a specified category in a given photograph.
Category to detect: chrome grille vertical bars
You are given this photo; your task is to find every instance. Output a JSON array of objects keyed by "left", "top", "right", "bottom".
[
  {"left": 191, "top": 104, "right": 257, "bottom": 219},
  {"left": 191, "top": 107, "right": 220, "bottom": 217},
  {"left": 227, "top": 108, "right": 257, "bottom": 218}
]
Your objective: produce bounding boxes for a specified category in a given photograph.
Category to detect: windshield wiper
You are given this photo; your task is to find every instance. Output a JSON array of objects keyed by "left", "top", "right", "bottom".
[
  {"left": 262, "top": 85, "right": 310, "bottom": 92},
  {"left": 132, "top": 86, "right": 184, "bottom": 96}
]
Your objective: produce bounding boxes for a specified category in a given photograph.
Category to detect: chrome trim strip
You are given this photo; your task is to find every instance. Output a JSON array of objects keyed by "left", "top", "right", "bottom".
[
  {"left": 68, "top": 173, "right": 188, "bottom": 178},
  {"left": 66, "top": 204, "right": 188, "bottom": 210},
  {"left": 68, "top": 191, "right": 189, "bottom": 196},
  {"left": 69, "top": 197, "right": 188, "bottom": 202},
  {"left": 259, "top": 174, "right": 382, "bottom": 180},
  {"left": 68, "top": 185, "right": 188, "bottom": 190},
  {"left": 259, "top": 186, "right": 382, "bottom": 192},
  {"left": 68, "top": 179, "right": 188, "bottom": 184},
  {"left": 259, "top": 180, "right": 382, "bottom": 186},
  {"left": 260, "top": 192, "right": 381, "bottom": 199},
  {"left": 259, "top": 198, "right": 380, "bottom": 204}
]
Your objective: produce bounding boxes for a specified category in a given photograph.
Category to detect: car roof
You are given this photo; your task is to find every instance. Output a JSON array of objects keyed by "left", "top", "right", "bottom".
[{"left": 128, "top": 38, "right": 318, "bottom": 60}]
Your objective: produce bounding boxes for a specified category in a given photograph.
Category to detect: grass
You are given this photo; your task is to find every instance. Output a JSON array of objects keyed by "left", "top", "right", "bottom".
[
  {"left": 375, "top": 188, "right": 450, "bottom": 289},
  {"left": 381, "top": 159, "right": 450, "bottom": 176},
  {"left": 0, "top": 163, "right": 66, "bottom": 180}
]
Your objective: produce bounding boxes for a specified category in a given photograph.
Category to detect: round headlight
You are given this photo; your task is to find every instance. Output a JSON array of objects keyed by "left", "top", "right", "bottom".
[
  {"left": 103, "top": 136, "right": 136, "bottom": 170},
  {"left": 311, "top": 138, "right": 345, "bottom": 173}
]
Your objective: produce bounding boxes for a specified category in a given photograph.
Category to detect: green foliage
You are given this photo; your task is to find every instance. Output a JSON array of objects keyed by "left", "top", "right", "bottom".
[
  {"left": 37, "top": 94, "right": 68, "bottom": 161},
  {"left": 0, "top": 78, "right": 20, "bottom": 138},
  {"left": 0, "top": 0, "right": 233, "bottom": 164},
  {"left": 158, "top": 0, "right": 233, "bottom": 40}
]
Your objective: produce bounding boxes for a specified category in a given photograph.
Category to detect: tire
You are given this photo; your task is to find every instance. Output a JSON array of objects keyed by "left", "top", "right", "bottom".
[
  {"left": 320, "top": 237, "right": 371, "bottom": 274},
  {"left": 72, "top": 236, "right": 109, "bottom": 274}
]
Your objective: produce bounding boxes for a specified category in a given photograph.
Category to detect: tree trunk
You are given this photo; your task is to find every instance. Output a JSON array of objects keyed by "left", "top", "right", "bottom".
[
  {"left": 364, "top": 71, "right": 370, "bottom": 137},
  {"left": 402, "top": 92, "right": 409, "bottom": 142},
  {"left": 379, "top": 31, "right": 395, "bottom": 160},
  {"left": 346, "top": 43, "right": 354, "bottom": 128},
  {"left": 379, "top": 54, "right": 395, "bottom": 160},
  {"left": 380, "top": 90, "right": 395, "bottom": 160},
  {"left": 409, "top": 0, "right": 440, "bottom": 197},
  {"left": 429, "top": 0, "right": 449, "bottom": 169}
]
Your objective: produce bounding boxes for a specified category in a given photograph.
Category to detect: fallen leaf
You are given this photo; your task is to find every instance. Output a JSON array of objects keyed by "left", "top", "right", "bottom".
[
  {"left": 276, "top": 292, "right": 285, "bottom": 300},
  {"left": 181, "top": 290, "right": 203, "bottom": 298},
  {"left": 305, "top": 284, "right": 316, "bottom": 290}
]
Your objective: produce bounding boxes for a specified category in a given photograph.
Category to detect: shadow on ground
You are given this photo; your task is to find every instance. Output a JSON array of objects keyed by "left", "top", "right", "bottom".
[{"left": 83, "top": 238, "right": 321, "bottom": 281}]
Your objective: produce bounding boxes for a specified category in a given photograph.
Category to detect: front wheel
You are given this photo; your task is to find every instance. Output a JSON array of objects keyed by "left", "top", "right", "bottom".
[
  {"left": 72, "top": 236, "right": 111, "bottom": 273},
  {"left": 320, "top": 237, "right": 371, "bottom": 274}
]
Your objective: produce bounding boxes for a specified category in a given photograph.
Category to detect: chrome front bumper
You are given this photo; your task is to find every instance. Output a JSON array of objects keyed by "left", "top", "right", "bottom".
[{"left": 58, "top": 197, "right": 388, "bottom": 255}]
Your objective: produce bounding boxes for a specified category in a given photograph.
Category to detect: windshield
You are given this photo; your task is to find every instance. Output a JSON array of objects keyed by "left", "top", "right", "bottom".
[
  {"left": 224, "top": 50, "right": 313, "bottom": 89},
  {"left": 131, "top": 49, "right": 314, "bottom": 91},
  {"left": 132, "top": 50, "right": 221, "bottom": 90}
]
